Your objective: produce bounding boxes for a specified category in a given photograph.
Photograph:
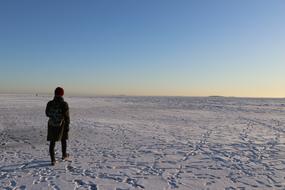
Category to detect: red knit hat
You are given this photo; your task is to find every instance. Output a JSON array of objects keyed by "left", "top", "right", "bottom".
[{"left": 54, "top": 87, "right": 64, "bottom": 96}]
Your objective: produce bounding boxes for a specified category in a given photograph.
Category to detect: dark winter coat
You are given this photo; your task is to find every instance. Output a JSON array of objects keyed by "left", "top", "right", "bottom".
[{"left": 46, "top": 96, "right": 70, "bottom": 141}]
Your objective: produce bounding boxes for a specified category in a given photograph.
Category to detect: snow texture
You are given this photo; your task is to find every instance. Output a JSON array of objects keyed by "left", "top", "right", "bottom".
[{"left": 0, "top": 94, "right": 285, "bottom": 190}]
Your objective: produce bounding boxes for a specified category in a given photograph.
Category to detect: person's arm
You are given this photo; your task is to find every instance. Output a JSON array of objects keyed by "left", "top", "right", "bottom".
[
  {"left": 63, "top": 102, "right": 70, "bottom": 130},
  {"left": 45, "top": 101, "right": 52, "bottom": 118}
]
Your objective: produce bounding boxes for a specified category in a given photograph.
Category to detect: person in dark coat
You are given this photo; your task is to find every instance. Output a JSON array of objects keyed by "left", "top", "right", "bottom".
[{"left": 46, "top": 87, "right": 70, "bottom": 165}]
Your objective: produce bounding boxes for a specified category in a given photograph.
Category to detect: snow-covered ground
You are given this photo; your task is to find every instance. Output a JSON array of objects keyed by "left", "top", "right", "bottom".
[{"left": 0, "top": 94, "right": 285, "bottom": 190}]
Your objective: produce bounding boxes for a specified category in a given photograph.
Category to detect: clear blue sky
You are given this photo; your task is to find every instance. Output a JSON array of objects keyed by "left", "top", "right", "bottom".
[{"left": 0, "top": 0, "right": 284, "bottom": 97}]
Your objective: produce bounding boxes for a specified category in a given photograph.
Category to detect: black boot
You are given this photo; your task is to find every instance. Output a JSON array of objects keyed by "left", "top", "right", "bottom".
[
  {"left": 61, "top": 139, "right": 69, "bottom": 160},
  {"left": 49, "top": 141, "right": 56, "bottom": 165},
  {"left": 62, "top": 153, "right": 70, "bottom": 161}
]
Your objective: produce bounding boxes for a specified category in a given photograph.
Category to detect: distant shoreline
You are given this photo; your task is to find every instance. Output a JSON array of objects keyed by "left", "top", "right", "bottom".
[{"left": 0, "top": 93, "right": 284, "bottom": 100}]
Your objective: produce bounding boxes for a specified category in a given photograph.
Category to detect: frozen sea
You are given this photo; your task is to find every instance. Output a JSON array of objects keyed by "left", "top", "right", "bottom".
[{"left": 0, "top": 94, "right": 285, "bottom": 190}]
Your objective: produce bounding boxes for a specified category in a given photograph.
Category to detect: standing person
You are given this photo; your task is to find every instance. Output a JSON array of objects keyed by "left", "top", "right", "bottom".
[{"left": 46, "top": 87, "right": 70, "bottom": 165}]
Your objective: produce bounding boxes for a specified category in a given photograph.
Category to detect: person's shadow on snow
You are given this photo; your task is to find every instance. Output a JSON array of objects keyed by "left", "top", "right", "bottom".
[{"left": 0, "top": 160, "right": 51, "bottom": 172}]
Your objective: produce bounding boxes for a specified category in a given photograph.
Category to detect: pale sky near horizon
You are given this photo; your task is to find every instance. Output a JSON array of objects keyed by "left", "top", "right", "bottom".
[{"left": 0, "top": 0, "right": 285, "bottom": 97}]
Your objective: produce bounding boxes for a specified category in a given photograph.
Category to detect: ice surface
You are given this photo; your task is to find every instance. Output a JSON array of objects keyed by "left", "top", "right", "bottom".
[{"left": 0, "top": 95, "right": 285, "bottom": 189}]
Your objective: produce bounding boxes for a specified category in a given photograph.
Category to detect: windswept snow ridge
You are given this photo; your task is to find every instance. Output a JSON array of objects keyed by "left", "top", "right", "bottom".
[{"left": 0, "top": 95, "right": 285, "bottom": 189}]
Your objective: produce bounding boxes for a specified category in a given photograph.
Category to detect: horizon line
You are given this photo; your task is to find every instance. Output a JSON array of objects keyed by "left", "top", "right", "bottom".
[{"left": 0, "top": 92, "right": 284, "bottom": 99}]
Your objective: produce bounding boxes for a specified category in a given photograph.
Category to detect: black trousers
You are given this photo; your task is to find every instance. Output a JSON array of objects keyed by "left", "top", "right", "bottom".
[{"left": 49, "top": 140, "right": 67, "bottom": 162}]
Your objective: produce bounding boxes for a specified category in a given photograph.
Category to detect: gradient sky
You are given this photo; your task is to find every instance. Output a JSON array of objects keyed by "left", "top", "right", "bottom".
[{"left": 0, "top": 0, "right": 285, "bottom": 97}]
